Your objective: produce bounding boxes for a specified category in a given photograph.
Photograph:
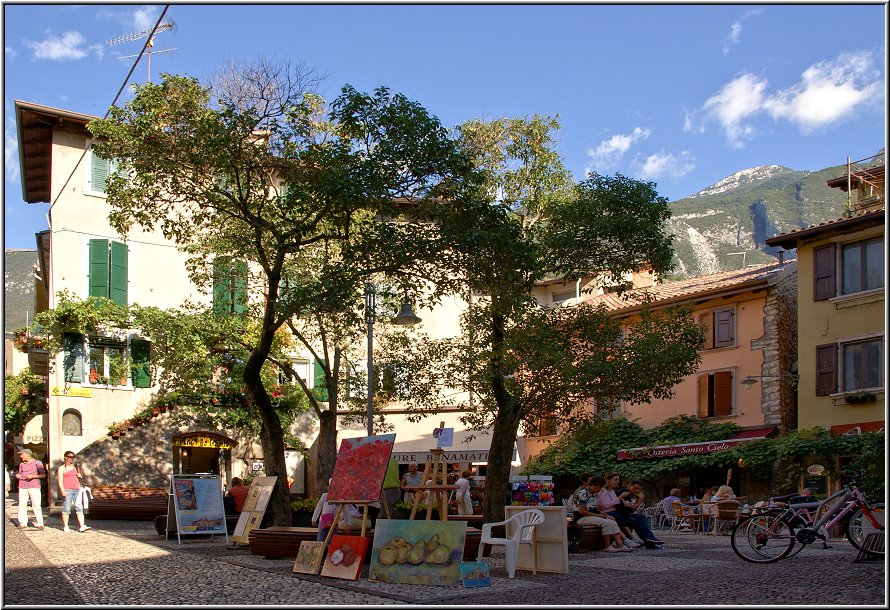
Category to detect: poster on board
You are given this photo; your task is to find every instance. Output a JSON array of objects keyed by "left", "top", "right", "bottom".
[
  {"left": 169, "top": 475, "right": 228, "bottom": 543},
  {"left": 327, "top": 434, "right": 396, "bottom": 503},
  {"left": 232, "top": 475, "right": 278, "bottom": 544}
]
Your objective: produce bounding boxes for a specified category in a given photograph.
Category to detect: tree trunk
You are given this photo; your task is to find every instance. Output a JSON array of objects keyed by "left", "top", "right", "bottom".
[{"left": 312, "top": 408, "right": 338, "bottom": 496}]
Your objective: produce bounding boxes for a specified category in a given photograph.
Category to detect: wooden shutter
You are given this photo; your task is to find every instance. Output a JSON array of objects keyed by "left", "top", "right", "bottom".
[
  {"left": 91, "top": 151, "right": 110, "bottom": 193},
  {"left": 815, "top": 343, "right": 838, "bottom": 396},
  {"left": 63, "top": 333, "right": 85, "bottom": 382},
  {"left": 232, "top": 260, "right": 248, "bottom": 314},
  {"left": 697, "top": 375, "right": 709, "bottom": 417},
  {"left": 109, "top": 241, "right": 128, "bottom": 305},
  {"left": 88, "top": 239, "right": 109, "bottom": 298},
  {"left": 813, "top": 244, "right": 836, "bottom": 301},
  {"left": 212, "top": 257, "right": 232, "bottom": 315},
  {"left": 699, "top": 312, "right": 713, "bottom": 349},
  {"left": 714, "top": 310, "right": 735, "bottom": 347},
  {"left": 313, "top": 358, "right": 329, "bottom": 401},
  {"left": 130, "top": 339, "right": 151, "bottom": 388},
  {"left": 713, "top": 371, "right": 733, "bottom": 416}
]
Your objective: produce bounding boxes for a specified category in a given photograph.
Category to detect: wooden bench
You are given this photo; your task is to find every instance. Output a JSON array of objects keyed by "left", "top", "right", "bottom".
[
  {"left": 87, "top": 485, "right": 168, "bottom": 521},
  {"left": 567, "top": 523, "right": 606, "bottom": 552},
  {"left": 247, "top": 525, "right": 483, "bottom": 561}
]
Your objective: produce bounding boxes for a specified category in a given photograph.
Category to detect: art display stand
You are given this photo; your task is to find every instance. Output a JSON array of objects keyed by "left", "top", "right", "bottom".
[
  {"left": 408, "top": 448, "right": 457, "bottom": 521},
  {"left": 504, "top": 505, "right": 568, "bottom": 573},
  {"left": 167, "top": 474, "right": 229, "bottom": 545}
]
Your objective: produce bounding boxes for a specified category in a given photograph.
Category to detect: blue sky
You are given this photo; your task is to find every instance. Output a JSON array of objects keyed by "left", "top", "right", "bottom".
[{"left": 3, "top": 3, "right": 886, "bottom": 249}]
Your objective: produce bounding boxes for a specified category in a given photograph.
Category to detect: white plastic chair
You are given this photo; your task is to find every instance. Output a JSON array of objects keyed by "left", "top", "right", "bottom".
[{"left": 477, "top": 508, "right": 545, "bottom": 579}]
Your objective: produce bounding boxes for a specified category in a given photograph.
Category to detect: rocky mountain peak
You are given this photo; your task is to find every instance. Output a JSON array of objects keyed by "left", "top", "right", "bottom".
[{"left": 687, "top": 165, "right": 796, "bottom": 199}]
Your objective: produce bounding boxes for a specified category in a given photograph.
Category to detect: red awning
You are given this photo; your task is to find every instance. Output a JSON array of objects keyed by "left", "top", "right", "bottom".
[
  {"left": 830, "top": 421, "right": 884, "bottom": 436},
  {"left": 617, "top": 426, "right": 776, "bottom": 460}
]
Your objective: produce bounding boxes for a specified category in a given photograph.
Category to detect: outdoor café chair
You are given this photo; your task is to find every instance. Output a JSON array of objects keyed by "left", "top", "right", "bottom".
[{"left": 477, "top": 508, "right": 545, "bottom": 579}]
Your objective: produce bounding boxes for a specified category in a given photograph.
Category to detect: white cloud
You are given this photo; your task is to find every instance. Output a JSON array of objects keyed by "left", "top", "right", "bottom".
[
  {"left": 131, "top": 7, "right": 161, "bottom": 31},
  {"left": 633, "top": 150, "right": 696, "bottom": 181},
  {"left": 689, "top": 49, "right": 883, "bottom": 146},
  {"left": 701, "top": 73, "right": 768, "bottom": 147},
  {"left": 5, "top": 116, "right": 20, "bottom": 183},
  {"left": 5, "top": 46, "right": 17, "bottom": 59},
  {"left": 25, "top": 31, "right": 91, "bottom": 61},
  {"left": 763, "top": 51, "right": 884, "bottom": 132},
  {"left": 722, "top": 9, "right": 763, "bottom": 55},
  {"left": 585, "top": 127, "right": 651, "bottom": 172}
]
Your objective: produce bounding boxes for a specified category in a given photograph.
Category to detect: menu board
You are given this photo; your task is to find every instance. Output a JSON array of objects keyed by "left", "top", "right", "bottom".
[
  {"left": 232, "top": 476, "right": 278, "bottom": 544},
  {"left": 168, "top": 475, "right": 227, "bottom": 544}
]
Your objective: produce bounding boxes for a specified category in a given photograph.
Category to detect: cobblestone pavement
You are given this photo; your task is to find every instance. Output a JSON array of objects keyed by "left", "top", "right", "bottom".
[{"left": 3, "top": 499, "right": 885, "bottom": 606}]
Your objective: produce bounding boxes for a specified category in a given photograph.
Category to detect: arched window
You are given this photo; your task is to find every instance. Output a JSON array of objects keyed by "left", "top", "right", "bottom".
[{"left": 62, "top": 410, "right": 82, "bottom": 436}]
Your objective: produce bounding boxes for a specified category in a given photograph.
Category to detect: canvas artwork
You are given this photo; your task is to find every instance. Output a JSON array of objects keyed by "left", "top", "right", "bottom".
[
  {"left": 368, "top": 519, "right": 466, "bottom": 586},
  {"left": 293, "top": 541, "right": 325, "bottom": 575},
  {"left": 327, "top": 434, "right": 396, "bottom": 503},
  {"left": 460, "top": 561, "right": 491, "bottom": 588},
  {"left": 319, "top": 535, "right": 369, "bottom": 581}
]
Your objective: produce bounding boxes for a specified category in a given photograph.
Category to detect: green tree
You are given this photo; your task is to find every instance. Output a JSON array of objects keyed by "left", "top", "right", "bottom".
[
  {"left": 87, "top": 60, "right": 488, "bottom": 523},
  {"left": 381, "top": 116, "right": 704, "bottom": 523},
  {"left": 4, "top": 369, "right": 47, "bottom": 434}
]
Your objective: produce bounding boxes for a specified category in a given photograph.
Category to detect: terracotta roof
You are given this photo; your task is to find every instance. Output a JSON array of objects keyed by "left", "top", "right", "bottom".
[
  {"left": 588, "top": 261, "right": 789, "bottom": 313},
  {"left": 765, "top": 207, "right": 884, "bottom": 249}
]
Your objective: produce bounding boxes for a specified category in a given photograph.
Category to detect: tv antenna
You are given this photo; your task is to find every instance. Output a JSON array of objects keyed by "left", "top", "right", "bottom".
[{"left": 107, "top": 21, "right": 176, "bottom": 82}]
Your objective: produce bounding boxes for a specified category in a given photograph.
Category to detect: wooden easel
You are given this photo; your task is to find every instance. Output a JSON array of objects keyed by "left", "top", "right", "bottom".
[{"left": 408, "top": 448, "right": 457, "bottom": 521}]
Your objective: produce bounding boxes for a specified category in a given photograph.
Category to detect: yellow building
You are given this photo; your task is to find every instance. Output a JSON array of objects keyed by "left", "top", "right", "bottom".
[{"left": 766, "top": 162, "right": 885, "bottom": 435}]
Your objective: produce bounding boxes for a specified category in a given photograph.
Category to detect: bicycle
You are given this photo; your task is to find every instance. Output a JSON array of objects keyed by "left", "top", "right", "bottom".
[{"left": 731, "top": 475, "right": 884, "bottom": 563}]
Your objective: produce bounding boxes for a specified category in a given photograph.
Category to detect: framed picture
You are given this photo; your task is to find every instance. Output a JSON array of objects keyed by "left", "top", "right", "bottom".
[
  {"left": 327, "top": 435, "right": 396, "bottom": 503},
  {"left": 460, "top": 561, "right": 491, "bottom": 588},
  {"left": 368, "top": 519, "right": 466, "bottom": 586},
  {"left": 320, "top": 535, "right": 368, "bottom": 581},
  {"left": 293, "top": 541, "right": 325, "bottom": 575}
]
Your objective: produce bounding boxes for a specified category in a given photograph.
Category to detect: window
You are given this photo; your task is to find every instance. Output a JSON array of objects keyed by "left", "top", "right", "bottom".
[
  {"left": 697, "top": 370, "right": 733, "bottom": 418},
  {"left": 89, "top": 239, "right": 128, "bottom": 305},
  {"left": 63, "top": 333, "right": 151, "bottom": 388},
  {"left": 699, "top": 308, "right": 735, "bottom": 349},
  {"left": 313, "top": 358, "right": 329, "bottom": 401},
  {"left": 87, "top": 150, "right": 116, "bottom": 195},
  {"left": 278, "top": 359, "right": 310, "bottom": 386},
  {"left": 841, "top": 237, "right": 884, "bottom": 295},
  {"left": 552, "top": 289, "right": 575, "bottom": 305},
  {"left": 815, "top": 337, "right": 884, "bottom": 395},
  {"left": 212, "top": 257, "right": 248, "bottom": 315},
  {"left": 62, "top": 410, "right": 82, "bottom": 436},
  {"left": 842, "top": 338, "right": 883, "bottom": 392}
]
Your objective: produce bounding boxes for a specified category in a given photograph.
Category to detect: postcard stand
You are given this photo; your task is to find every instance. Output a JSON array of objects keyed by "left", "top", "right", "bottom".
[{"left": 408, "top": 448, "right": 456, "bottom": 521}]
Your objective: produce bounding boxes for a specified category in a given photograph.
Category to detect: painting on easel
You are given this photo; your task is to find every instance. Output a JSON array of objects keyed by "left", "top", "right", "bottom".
[{"left": 327, "top": 434, "right": 396, "bottom": 503}]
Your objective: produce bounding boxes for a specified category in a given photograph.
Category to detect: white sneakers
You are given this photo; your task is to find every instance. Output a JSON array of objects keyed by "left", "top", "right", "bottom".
[
  {"left": 624, "top": 539, "right": 641, "bottom": 548},
  {"left": 79, "top": 525, "right": 91, "bottom": 532},
  {"left": 605, "top": 544, "right": 633, "bottom": 552},
  {"left": 63, "top": 526, "right": 70, "bottom": 533}
]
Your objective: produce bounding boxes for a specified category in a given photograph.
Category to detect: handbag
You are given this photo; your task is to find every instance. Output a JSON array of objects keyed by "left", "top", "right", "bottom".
[{"left": 320, "top": 512, "right": 334, "bottom": 529}]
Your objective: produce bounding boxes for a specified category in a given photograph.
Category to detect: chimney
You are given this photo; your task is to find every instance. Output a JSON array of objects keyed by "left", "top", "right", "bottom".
[{"left": 777, "top": 250, "right": 784, "bottom": 266}]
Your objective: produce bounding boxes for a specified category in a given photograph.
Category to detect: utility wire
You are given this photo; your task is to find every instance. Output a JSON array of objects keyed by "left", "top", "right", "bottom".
[{"left": 48, "top": 5, "right": 171, "bottom": 217}]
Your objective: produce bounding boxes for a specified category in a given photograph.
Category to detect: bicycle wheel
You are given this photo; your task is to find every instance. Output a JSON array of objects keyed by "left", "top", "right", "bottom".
[
  {"left": 846, "top": 503, "right": 884, "bottom": 553},
  {"left": 731, "top": 515, "right": 796, "bottom": 563}
]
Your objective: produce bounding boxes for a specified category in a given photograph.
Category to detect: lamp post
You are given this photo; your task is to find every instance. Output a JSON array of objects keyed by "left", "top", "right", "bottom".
[{"left": 364, "top": 284, "right": 422, "bottom": 436}]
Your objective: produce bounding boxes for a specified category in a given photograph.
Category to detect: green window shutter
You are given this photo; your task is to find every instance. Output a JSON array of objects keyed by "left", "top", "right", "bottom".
[
  {"left": 91, "top": 151, "right": 110, "bottom": 194},
  {"left": 213, "top": 257, "right": 232, "bottom": 315},
  {"left": 233, "top": 260, "right": 248, "bottom": 314},
  {"left": 88, "top": 239, "right": 110, "bottom": 298},
  {"left": 109, "top": 241, "right": 128, "bottom": 305},
  {"left": 130, "top": 339, "right": 152, "bottom": 388},
  {"left": 63, "top": 333, "right": 85, "bottom": 383},
  {"left": 313, "top": 359, "right": 329, "bottom": 401}
]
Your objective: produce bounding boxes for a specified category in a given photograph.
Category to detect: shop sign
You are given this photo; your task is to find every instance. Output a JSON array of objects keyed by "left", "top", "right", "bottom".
[
  {"left": 51, "top": 386, "right": 92, "bottom": 398},
  {"left": 807, "top": 464, "right": 825, "bottom": 475},
  {"left": 173, "top": 432, "right": 236, "bottom": 449},
  {"left": 617, "top": 438, "right": 755, "bottom": 460},
  {"left": 394, "top": 450, "right": 490, "bottom": 464}
]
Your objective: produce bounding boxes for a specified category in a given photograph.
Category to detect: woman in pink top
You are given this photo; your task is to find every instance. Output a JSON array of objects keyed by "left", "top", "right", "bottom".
[
  {"left": 57, "top": 452, "right": 90, "bottom": 532},
  {"left": 597, "top": 473, "right": 663, "bottom": 547}
]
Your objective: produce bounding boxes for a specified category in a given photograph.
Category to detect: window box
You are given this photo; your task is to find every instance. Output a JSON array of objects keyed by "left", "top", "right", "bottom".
[{"left": 843, "top": 391, "right": 877, "bottom": 404}]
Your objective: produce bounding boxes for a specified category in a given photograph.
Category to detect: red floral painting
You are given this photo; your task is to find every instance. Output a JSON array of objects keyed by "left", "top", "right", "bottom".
[{"left": 327, "top": 434, "right": 396, "bottom": 503}]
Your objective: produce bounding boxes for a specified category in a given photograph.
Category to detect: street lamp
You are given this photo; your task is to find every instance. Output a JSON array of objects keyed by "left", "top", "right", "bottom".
[
  {"left": 740, "top": 374, "right": 799, "bottom": 388},
  {"left": 365, "top": 284, "right": 421, "bottom": 436}
]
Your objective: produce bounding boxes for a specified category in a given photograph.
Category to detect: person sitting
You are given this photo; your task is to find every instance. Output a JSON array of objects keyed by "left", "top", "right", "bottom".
[
  {"left": 711, "top": 485, "right": 736, "bottom": 502},
  {"left": 662, "top": 487, "right": 692, "bottom": 531},
  {"left": 598, "top": 473, "right": 664, "bottom": 548},
  {"left": 572, "top": 474, "right": 635, "bottom": 552},
  {"left": 224, "top": 477, "right": 248, "bottom": 515},
  {"left": 400, "top": 463, "right": 424, "bottom": 503}
]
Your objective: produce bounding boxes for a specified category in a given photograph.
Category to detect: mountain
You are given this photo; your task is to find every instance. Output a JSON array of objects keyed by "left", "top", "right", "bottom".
[{"left": 665, "top": 164, "right": 852, "bottom": 278}]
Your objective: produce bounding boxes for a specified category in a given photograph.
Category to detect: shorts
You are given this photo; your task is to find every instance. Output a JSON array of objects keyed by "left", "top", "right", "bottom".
[{"left": 63, "top": 489, "right": 83, "bottom": 514}]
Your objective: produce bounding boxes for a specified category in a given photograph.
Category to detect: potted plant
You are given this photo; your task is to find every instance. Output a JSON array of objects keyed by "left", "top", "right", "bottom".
[
  {"left": 89, "top": 369, "right": 100, "bottom": 384},
  {"left": 393, "top": 499, "right": 438, "bottom": 520},
  {"left": 844, "top": 391, "right": 877, "bottom": 404},
  {"left": 291, "top": 497, "right": 319, "bottom": 527}
]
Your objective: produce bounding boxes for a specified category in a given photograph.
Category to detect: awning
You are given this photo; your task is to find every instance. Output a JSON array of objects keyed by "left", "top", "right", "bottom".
[
  {"left": 617, "top": 426, "right": 776, "bottom": 460},
  {"left": 830, "top": 421, "right": 884, "bottom": 436}
]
